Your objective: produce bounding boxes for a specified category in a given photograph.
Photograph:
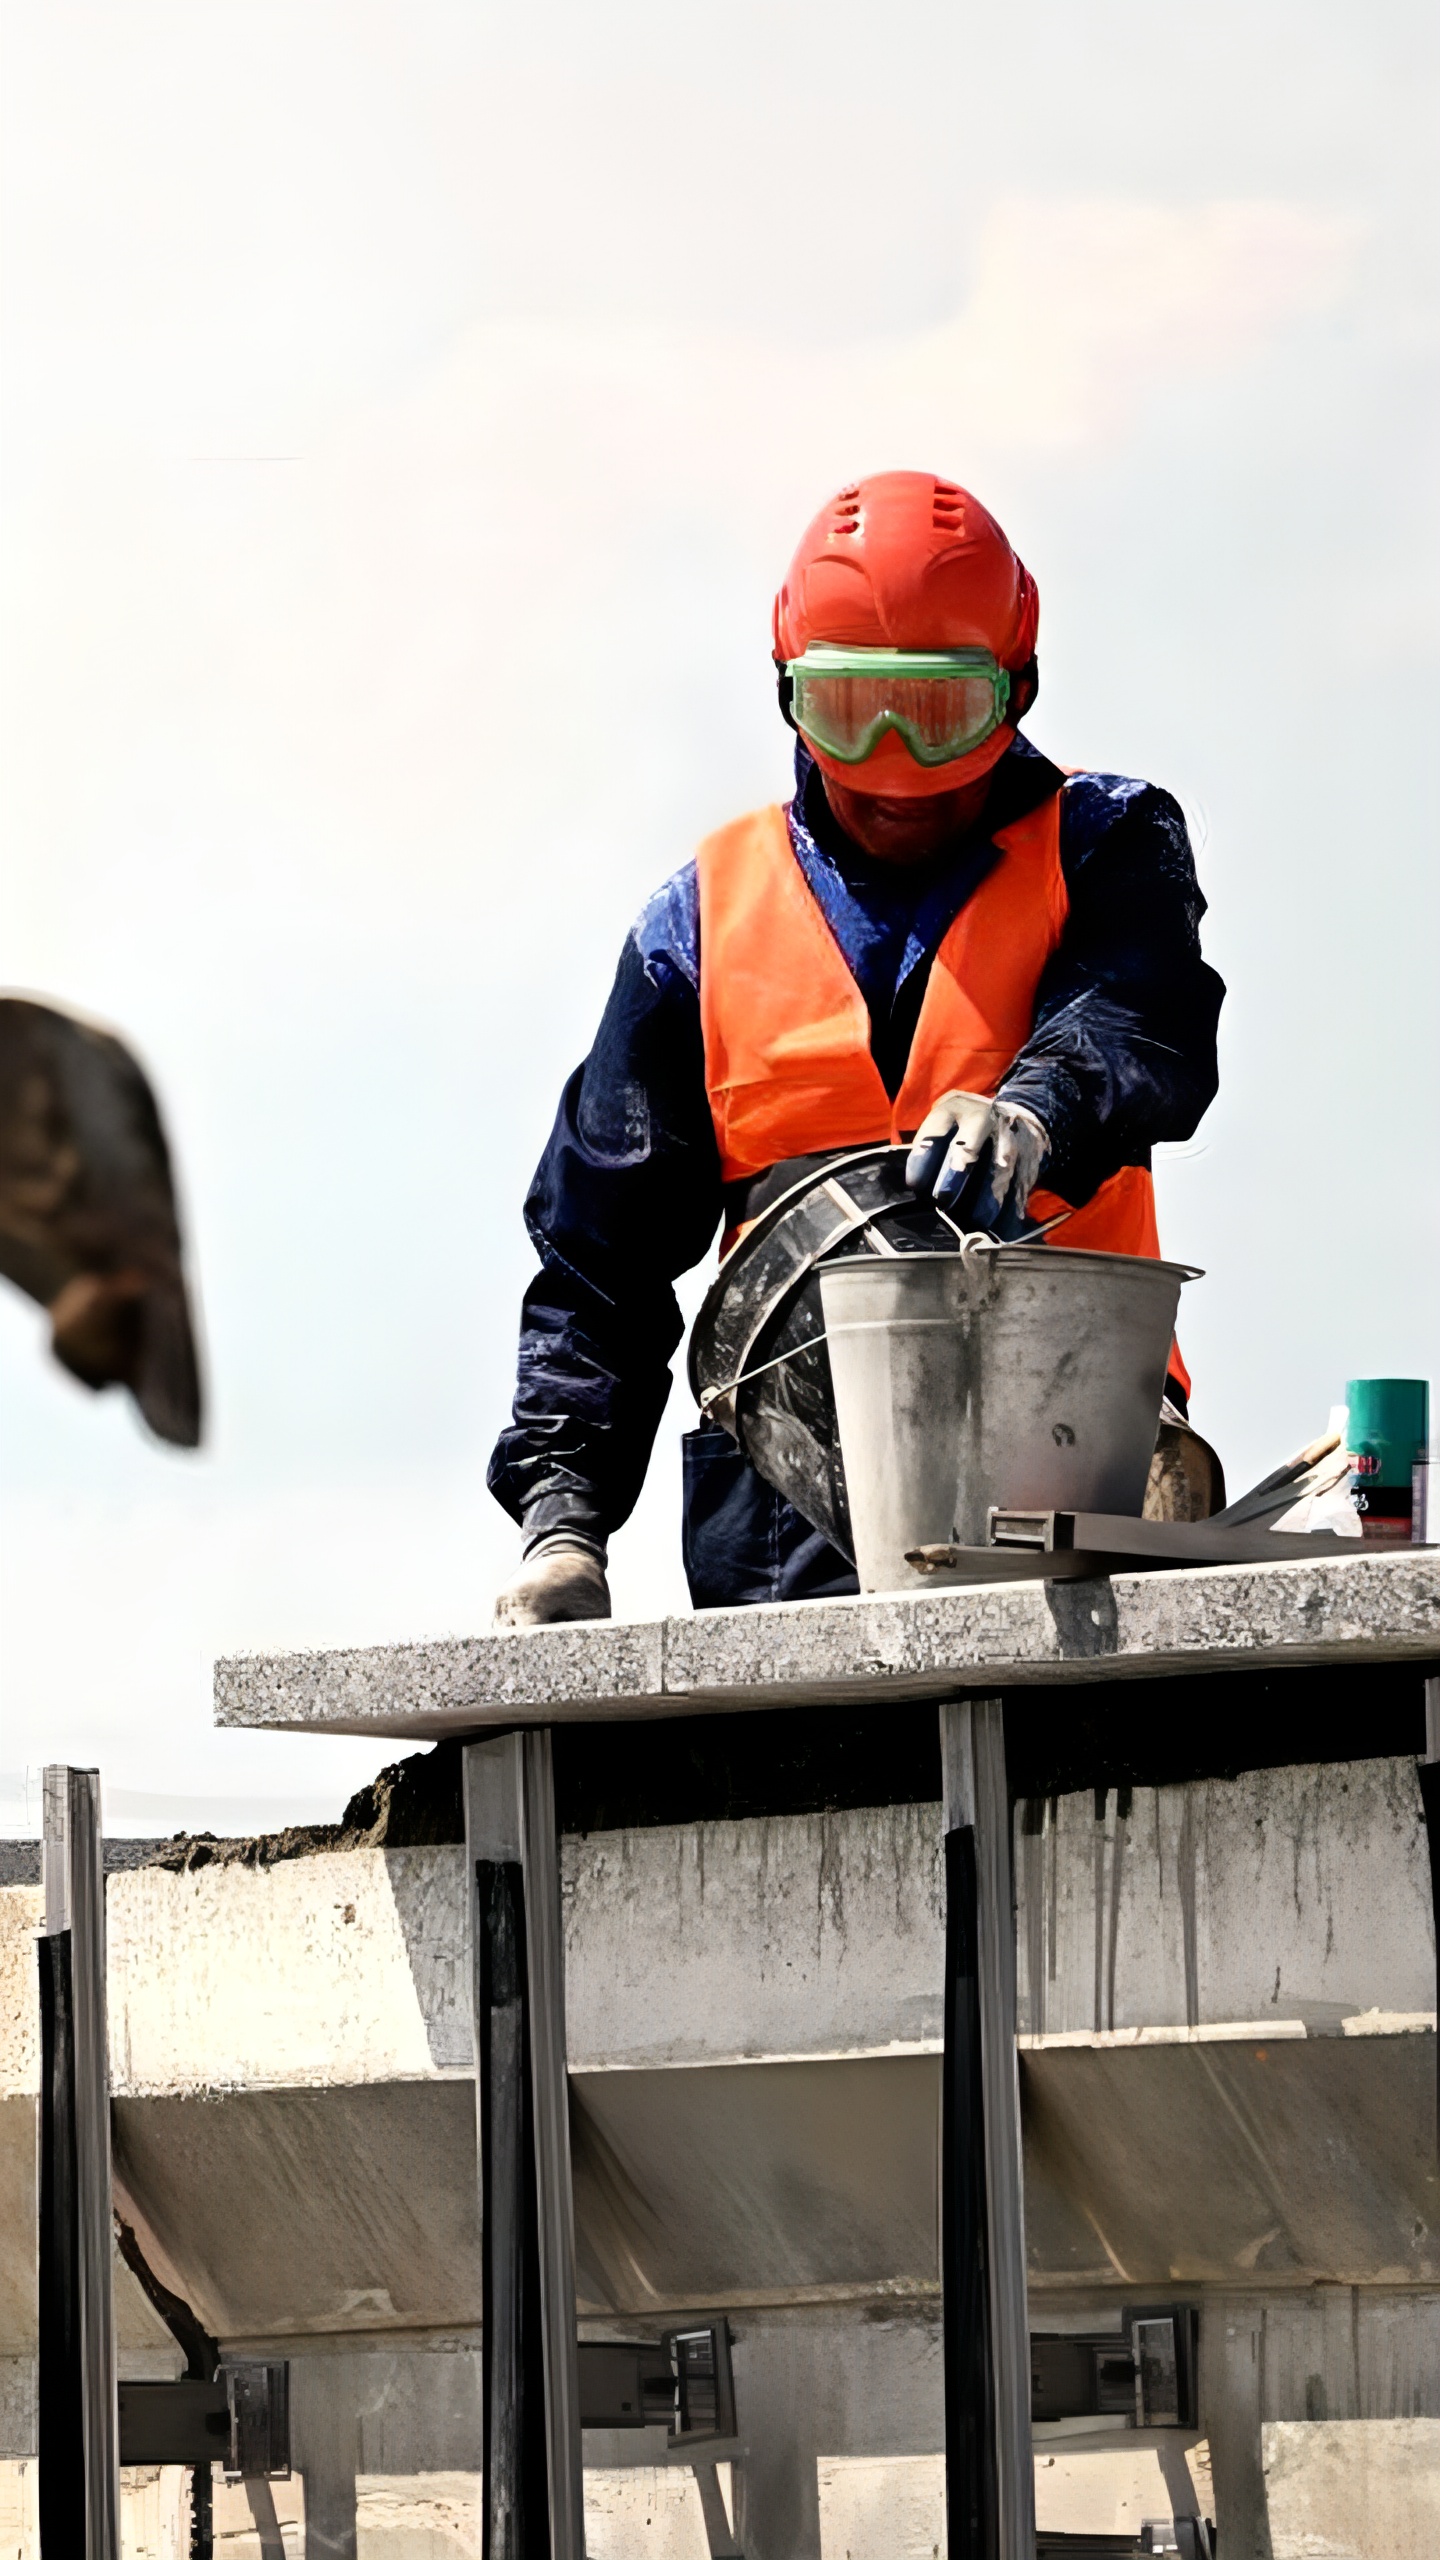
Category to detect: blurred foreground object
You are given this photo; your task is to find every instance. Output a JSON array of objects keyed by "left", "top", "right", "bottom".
[{"left": 0, "top": 996, "right": 203, "bottom": 1446}]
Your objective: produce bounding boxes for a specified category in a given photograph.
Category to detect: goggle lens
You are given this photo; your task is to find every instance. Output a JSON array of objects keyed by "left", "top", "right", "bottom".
[{"left": 788, "top": 650, "right": 1009, "bottom": 768}]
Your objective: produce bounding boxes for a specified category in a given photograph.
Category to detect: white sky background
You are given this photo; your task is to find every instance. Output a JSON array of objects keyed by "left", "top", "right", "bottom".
[{"left": 1, "top": 1, "right": 1436, "bottom": 1832}]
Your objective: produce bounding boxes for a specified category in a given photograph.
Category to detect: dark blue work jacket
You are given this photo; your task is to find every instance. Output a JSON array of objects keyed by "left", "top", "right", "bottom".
[{"left": 488, "top": 737, "right": 1224, "bottom": 1606}]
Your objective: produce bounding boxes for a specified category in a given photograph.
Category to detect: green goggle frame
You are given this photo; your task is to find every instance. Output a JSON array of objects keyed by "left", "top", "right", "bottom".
[{"left": 786, "top": 643, "right": 1011, "bottom": 768}]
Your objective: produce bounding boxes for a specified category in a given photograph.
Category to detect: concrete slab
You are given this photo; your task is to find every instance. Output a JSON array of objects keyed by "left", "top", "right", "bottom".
[{"left": 214, "top": 1552, "right": 1440, "bottom": 1738}]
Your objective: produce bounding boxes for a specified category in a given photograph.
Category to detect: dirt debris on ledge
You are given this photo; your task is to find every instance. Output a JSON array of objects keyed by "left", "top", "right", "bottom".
[
  {"left": 1, "top": 1655, "right": 1427, "bottom": 1889},
  {"left": 142, "top": 1741, "right": 467, "bottom": 1872}
]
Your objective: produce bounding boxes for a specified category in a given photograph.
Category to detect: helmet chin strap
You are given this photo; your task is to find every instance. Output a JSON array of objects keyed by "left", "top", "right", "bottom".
[{"left": 1008, "top": 655, "right": 1039, "bottom": 721}]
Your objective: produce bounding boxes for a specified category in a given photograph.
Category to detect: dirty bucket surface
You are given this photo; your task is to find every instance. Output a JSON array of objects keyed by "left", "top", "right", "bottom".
[{"left": 817, "top": 1248, "right": 1192, "bottom": 1593}]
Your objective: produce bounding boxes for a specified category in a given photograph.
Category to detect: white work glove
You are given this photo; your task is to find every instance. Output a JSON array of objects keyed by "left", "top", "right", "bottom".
[
  {"left": 905, "top": 1089, "right": 1050, "bottom": 1221},
  {"left": 493, "top": 1537, "right": 611, "bottom": 1630}
]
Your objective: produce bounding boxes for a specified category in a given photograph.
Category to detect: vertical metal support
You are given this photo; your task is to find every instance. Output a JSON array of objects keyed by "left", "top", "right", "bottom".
[
  {"left": 520, "top": 1728, "right": 585, "bottom": 2555},
  {"left": 38, "top": 1766, "right": 120, "bottom": 2559},
  {"left": 939, "top": 1701, "right": 1034, "bottom": 2560},
  {"left": 465, "top": 1731, "right": 585, "bottom": 2560},
  {"left": 1419, "top": 1676, "right": 1440, "bottom": 2166},
  {"left": 693, "top": 2463, "right": 743, "bottom": 2557},
  {"left": 191, "top": 2464, "right": 215, "bottom": 2560},
  {"left": 1199, "top": 2300, "right": 1273, "bottom": 2560}
]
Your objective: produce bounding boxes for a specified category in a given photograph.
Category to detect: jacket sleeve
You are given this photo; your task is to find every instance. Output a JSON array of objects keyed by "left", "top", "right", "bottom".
[
  {"left": 486, "top": 932, "right": 723, "bottom": 1546},
  {"left": 996, "top": 781, "right": 1225, "bottom": 1205}
]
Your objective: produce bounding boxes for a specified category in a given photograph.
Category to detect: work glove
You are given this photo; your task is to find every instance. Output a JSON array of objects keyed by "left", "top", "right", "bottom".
[
  {"left": 905, "top": 1089, "right": 1050, "bottom": 1226},
  {"left": 493, "top": 1536, "right": 611, "bottom": 1630}
]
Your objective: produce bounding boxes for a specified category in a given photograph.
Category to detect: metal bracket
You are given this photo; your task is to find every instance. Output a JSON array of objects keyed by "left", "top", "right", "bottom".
[
  {"left": 116, "top": 2378, "right": 228, "bottom": 2466},
  {"left": 116, "top": 2361, "right": 291, "bottom": 2475},
  {"left": 1128, "top": 2309, "right": 1199, "bottom": 2429},
  {"left": 1031, "top": 2308, "right": 1199, "bottom": 2430},
  {"left": 223, "top": 2360, "right": 292, "bottom": 2480},
  {"left": 577, "top": 2318, "right": 737, "bottom": 2445},
  {"left": 1037, "top": 2532, "right": 1212, "bottom": 2560}
]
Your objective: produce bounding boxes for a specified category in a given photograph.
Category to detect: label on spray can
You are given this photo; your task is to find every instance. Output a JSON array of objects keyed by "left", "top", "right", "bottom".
[{"left": 1345, "top": 1378, "right": 1430, "bottom": 1545}]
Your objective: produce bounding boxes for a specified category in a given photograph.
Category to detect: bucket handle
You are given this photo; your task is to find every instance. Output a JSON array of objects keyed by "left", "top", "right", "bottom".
[
  {"left": 937, "top": 1202, "right": 1076, "bottom": 1250},
  {"left": 697, "top": 1334, "right": 829, "bottom": 1412},
  {"left": 695, "top": 1187, "right": 911, "bottom": 1419},
  {"left": 696, "top": 1208, "right": 1081, "bottom": 1409}
]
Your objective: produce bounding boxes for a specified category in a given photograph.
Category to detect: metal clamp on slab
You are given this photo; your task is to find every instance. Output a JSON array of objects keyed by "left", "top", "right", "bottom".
[
  {"left": 904, "top": 1511, "right": 1404, "bottom": 1582},
  {"left": 991, "top": 1508, "right": 1076, "bottom": 1551},
  {"left": 988, "top": 1509, "right": 1394, "bottom": 1566}
]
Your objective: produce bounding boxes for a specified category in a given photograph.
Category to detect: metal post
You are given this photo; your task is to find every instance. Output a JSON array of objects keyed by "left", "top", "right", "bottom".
[
  {"left": 938, "top": 1701, "right": 1034, "bottom": 2560},
  {"left": 465, "top": 1732, "right": 585, "bottom": 2560},
  {"left": 693, "top": 2462, "right": 743, "bottom": 2557},
  {"left": 38, "top": 1766, "right": 120, "bottom": 2558},
  {"left": 1420, "top": 1676, "right": 1440, "bottom": 2164}
]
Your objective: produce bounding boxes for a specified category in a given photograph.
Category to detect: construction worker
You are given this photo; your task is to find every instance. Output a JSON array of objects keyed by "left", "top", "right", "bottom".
[{"left": 491, "top": 472, "right": 1224, "bottom": 1625}]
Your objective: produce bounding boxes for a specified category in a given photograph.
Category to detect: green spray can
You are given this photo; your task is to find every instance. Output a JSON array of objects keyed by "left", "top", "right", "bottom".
[{"left": 1345, "top": 1378, "right": 1430, "bottom": 1543}]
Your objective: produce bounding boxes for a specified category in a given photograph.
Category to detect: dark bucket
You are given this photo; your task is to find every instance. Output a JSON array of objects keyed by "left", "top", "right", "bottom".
[{"left": 686, "top": 1146, "right": 964, "bottom": 1562}]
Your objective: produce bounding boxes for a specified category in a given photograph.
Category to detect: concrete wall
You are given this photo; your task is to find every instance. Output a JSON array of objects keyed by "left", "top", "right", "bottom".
[
  {"left": 0, "top": 1748, "right": 1435, "bottom": 2550},
  {"left": 1015, "top": 1756, "right": 1435, "bottom": 2040}
]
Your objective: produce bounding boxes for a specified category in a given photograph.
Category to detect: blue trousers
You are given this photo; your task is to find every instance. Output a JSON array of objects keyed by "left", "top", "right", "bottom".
[{"left": 681, "top": 1417, "right": 859, "bottom": 1609}]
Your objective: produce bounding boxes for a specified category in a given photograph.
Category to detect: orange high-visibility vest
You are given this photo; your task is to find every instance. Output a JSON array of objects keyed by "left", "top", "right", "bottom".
[{"left": 696, "top": 793, "right": 1187, "bottom": 1388}]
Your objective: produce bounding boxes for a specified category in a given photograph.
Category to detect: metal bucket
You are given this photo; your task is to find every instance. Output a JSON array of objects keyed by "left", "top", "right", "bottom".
[{"left": 817, "top": 1246, "right": 1195, "bottom": 1592}]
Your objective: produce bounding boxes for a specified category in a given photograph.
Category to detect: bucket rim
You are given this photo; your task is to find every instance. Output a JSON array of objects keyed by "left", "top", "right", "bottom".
[
  {"left": 716, "top": 1143, "right": 895, "bottom": 1272},
  {"left": 819, "top": 1245, "right": 1204, "bottom": 1283},
  {"left": 687, "top": 1143, "right": 897, "bottom": 1404}
]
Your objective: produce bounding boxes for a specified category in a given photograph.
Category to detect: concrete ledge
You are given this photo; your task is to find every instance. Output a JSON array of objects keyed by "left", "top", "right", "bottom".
[{"left": 215, "top": 1551, "right": 1440, "bottom": 1736}]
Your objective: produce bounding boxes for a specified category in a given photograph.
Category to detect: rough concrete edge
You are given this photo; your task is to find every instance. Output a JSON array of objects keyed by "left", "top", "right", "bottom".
[
  {"left": 662, "top": 1552, "right": 1440, "bottom": 1690},
  {"left": 213, "top": 1619, "right": 667, "bottom": 1732},
  {"left": 212, "top": 1552, "right": 1440, "bottom": 1733}
]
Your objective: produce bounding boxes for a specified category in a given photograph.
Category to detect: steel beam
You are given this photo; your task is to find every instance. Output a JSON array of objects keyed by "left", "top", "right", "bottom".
[
  {"left": 465, "top": 1731, "right": 584, "bottom": 2560},
  {"left": 39, "top": 1765, "right": 120, "bottom": 2559},
  {"left": 1422, "top": 1674, "right": 1440, "bottom": 2156},
  {"left": 939, "top": 1700, "right": 1033, "bottom": 2560}
]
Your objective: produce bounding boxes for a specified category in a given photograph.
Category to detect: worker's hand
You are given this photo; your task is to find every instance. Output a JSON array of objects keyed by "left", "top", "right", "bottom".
[
  {"left": 905, "top": 1089, "right": 1049, "bottom": 1221},
  {"left": 493, "top": 1540, "right": 611, "bottom": 1631}
]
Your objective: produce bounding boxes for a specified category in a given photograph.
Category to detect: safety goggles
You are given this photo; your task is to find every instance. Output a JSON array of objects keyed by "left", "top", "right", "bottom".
[{"left": 786, "top": 643, "right": 1011, "bottom": 767}]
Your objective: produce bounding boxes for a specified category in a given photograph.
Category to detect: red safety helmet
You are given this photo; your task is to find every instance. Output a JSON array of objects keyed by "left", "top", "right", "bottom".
[{"left": 773, "top": 472, "right": 1039, "bottom": 797}]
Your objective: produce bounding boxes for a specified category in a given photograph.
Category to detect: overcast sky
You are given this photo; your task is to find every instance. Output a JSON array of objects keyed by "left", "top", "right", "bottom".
[{"left": 1, "top": 2, "right": 1436, "bottom": 1832}]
